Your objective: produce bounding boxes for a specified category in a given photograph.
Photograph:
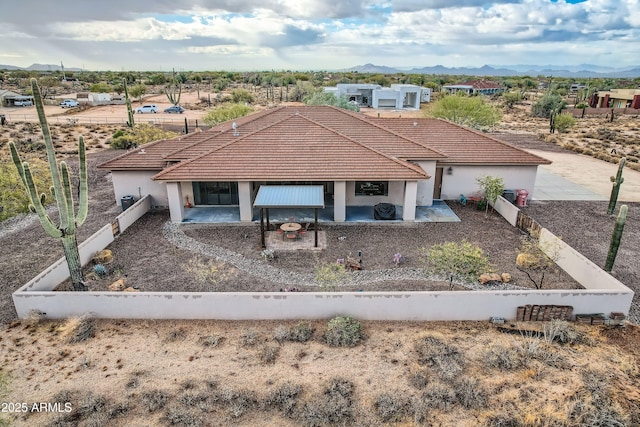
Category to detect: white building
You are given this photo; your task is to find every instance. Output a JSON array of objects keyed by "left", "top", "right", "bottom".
[{"left": 324, "top": 84, "right": 429, "bottom": 109}]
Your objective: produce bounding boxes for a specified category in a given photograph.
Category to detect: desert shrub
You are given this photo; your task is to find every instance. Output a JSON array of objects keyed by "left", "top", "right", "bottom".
[
  {"left": 289, "top": 321, "right": 315, "bottom": 342},
  {"left": 76, "top": 393, "right": 107, "bottom": 418},
  {"left": 554, "top": 112, "right": 576, "bottom": 133},
  {"left": 300, "top": 378, "right": 354, "bottom": 427},
  {"left": 374, "top": 392, "right": 410, "bottom": 423},
  {"left": 259, "top": 343, "right": 280, "bottom": 364},
  {"left": 231, "top": 89, "right": 254, "bottom": 104},
  {"left": 273, "top": 325, "right": 290, "bottom": 342},
  {"left": 199, "top": 334, "right": 224, "bottom": 348},
  {"left": 110, "top": 124, "right": 177, "bottom": 149},
  {"left": 482, "top": 412, "right": 521, "bottom": 426},
  {"left": 543, "top": 319, "right": 582, "bottom": 344},
  {"left": 166, "top": 327, "right": 187, "bottom": 342},
  {"left": 61, "top": 316, "right": 96, "bottom": 343},
  {"left": 455, "top": 377, "right": 488, "bottom": 409},
  {"left": 323, "top": 316, "right": 364, "bottom": 347},
  {"left": 414, "top": 335, "right": 463, "bottom": 380},
  {"left": 408, "top": 371, "right": 429, "bottom": 389},
  {"left": 264, "top": 382, "right": 302, "bottom": 417},
  {"left": 532, "top": 93, "right": 566, "bottom": 118},
  {"left": 164, "top": 405, "right": 204, "bottom": 427},
  {"left": 0, "top": 157, "right": 54, "bottom": 221},
  {"left": 202, "top": 103, "right": 254, "bottom": 126},
  {"left": 182, "top": 256, "right": 221, "bottom": 288},
  {"left": 569, "top": 370, "right": 628, "bottom": 427},
  {"left": 314, "top": 261, "right": 347, "bottom": 289},
  {"left": 219, "top": 387, "right": 257, "bottom": 419},
  {"left": 420, "top": 381, "right": 456, "bottom": 411},
  {"left": 240, "top": 328, "right": 260, "bottom": 346},
  {"left": 142, "top": 390, "right": 170, "bottom": 412},
  {"left": 483, "top": 344, "right": 523, "bottom": 370}
]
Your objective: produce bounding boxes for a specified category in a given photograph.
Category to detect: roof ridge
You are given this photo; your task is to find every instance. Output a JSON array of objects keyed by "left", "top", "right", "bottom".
[
  {"left": 153, "top": 110, "right": 296, "bottom": 180},
  {"left": 162, "top": 105, "right": 287, "bottom": 159},
  {"left": 294, "top": 111, "right": 428, "bottom": 178},
  {"left": 97, "top": 137, "right": 171, "bottom": 169}
]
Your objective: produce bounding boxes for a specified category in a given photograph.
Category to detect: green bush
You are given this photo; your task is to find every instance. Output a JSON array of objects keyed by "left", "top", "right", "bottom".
[
  {"left": 554, "top": 112, "right": 576, "bottom": 133},
  {"left": 0, "top": 157, "right": 54, "bottom": 221},
  {"left": 110, "top": 124, "right": 177, "bottom": 149},
  {"left": 202, "top": 103, "right": 254, "bottom": 126},
  {"left": 323, "top": 316, "right": 364, "bottom": 347},
  {"left": 532, "top": 93, "right": 566, "bottom": 118},
  {"left": 231, "top": 89, "right": 254, "bottom": 104}
]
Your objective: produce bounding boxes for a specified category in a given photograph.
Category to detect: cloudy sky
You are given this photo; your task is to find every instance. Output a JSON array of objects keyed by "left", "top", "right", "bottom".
[{"left": 1, "top": 0, "right": 638, "bottom": 71}]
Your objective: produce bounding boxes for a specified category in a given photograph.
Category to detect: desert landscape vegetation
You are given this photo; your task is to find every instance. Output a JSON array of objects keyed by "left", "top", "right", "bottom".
[{"left": 1, "top": 69, "right": 639, "bottom": 426}]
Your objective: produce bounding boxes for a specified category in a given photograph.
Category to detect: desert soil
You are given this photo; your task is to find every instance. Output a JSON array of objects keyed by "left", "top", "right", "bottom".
[{"left": 1, "top": 103, "right": 640, "bottom": 426}]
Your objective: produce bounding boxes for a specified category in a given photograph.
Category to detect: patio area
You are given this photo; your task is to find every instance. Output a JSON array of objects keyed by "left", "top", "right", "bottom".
[{"left": 181, "top": 200, "right": 460, "bottom": 224}]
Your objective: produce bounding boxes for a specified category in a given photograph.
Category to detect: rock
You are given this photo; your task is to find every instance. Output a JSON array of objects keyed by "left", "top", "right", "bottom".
[
  {"left": 108, "top": 278, "right": 126, "bottom": 291},
  {"left": 123, "top": 287, "right": 139, "bottom": 292},
  {"left": 479, "top": 273, "right": 502, "bottom": 284},
  {"left": 501, "top": 273, "right": 512, "bottom": 283},
  {"left": 93, "top": 249, "right": 113, "bottom": 264}
]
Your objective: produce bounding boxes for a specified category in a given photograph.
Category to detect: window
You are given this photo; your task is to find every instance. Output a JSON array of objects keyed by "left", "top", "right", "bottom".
[
  {"left": 192, "top": 182, "right": 239, "bottom": 205},
  {"left": 355, "top": 181, "right": 388, "bottom": 196}
]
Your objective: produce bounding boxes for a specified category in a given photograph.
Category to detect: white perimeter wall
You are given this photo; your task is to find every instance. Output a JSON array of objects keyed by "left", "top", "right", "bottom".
[
  {"left": 440, "top": 165, "right": 538, "bottom": 201},
  {"left": 111, "top": 170, "right": 168, "bottom": 209},
  {"left": 12, "top": 195, "right": 633, "bottom": 321}
]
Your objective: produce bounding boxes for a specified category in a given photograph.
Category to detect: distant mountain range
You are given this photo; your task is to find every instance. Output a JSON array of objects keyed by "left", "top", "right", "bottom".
[
  {"left": 346, "top": 63, "right": 640, "bottom": 78},
  {"left": 0, "top": 63, "right": 83, "bottom": 72}
]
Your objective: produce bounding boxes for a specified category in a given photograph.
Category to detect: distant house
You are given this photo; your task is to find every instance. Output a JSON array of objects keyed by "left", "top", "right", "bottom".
[
  {"left": 324, "top": 84, "right": 430, "bottom": 109},
  {"left": 594, "top": 89, "right": 640, "bottom": 109},
  {"left": 74, "top": 92, "right": 125, "bottom": 106},
  {"left": 0, "top": 90, "right": 34, "bottom": 107},
  {"left": 98, "top": 106, "right": 550, "bottom": 223},
  {"left": 442, "top": 80, "right": 504, "bottom": 96}
]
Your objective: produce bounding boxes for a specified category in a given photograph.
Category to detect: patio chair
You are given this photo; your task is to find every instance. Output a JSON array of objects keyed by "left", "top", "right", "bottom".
[{"left": 286, "top": 231, "right": 298, "bottom": 241}]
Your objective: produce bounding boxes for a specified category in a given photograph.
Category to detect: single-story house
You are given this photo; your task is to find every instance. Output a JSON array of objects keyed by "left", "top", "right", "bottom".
[
  {"left": 0, "top": 90, "right": 34, "bottom": 107},
  {"left": 442, "top": 80, "right": 504, "bottom": 96},
  {"left": 323, "top": 84, "right": 429, "bottom": 109},
  {"left": 594, "top": 89, "right": 640, "bottom": 109},
  {"left": 98, "top": 106, "right": 550, "bottom": 223}
]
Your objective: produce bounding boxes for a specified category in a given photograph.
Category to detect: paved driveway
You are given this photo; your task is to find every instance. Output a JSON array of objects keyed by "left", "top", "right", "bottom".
[{"left": 529, "top": 150, "right": 640, "bottom": 202}]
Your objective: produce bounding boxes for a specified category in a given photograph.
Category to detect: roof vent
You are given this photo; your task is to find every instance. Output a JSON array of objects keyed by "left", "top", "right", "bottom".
[
  {"left": 413, "top": 122, "right": 418, "bottom": 127},
  {"left": 139, "top": 148, "right": 146, "bottom": 154},
  {"left": 232, "top": 122, "right": 240, "bottom": 136}
]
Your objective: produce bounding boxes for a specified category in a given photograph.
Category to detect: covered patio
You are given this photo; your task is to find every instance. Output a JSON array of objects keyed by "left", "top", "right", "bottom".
[
  {"left": 253, "top": 185, "right": 325, "bottom": 249},
  {"left": 181, "top": 200, "right": 460, "bottom": 224}
]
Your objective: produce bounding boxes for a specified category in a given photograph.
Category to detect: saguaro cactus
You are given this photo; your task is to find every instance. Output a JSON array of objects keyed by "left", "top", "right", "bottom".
[
  {"left": 9, "top": 79, "right": 89, "bottom": 291},
  {"left": 165, "top": 68, "right": 182, "bottom": 106},
  {"left": 604, "top": 204, "right": 628, "bottom": 272},
  {"left": 123, "top": 78, "right": 135, "bottom": 128},
  {"left": 608, "top": 157, "right": 626, "bottom": 215}
]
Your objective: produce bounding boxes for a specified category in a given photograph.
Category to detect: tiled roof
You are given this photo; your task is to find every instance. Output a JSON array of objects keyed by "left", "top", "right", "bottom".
[
  {"left": 100, "top": 106, "right": 550, "bottom": 182},
  {"left": 370, "top": 118, "right": 552, "bottom": 166},
  {"left": 152, "top": 113, "right": 429, "bottom": 182}
]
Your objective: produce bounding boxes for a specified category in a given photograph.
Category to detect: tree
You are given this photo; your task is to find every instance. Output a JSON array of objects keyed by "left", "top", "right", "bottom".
[
  {"left": 37, "top": 76, "right": 61, "bottom": 99},
  {"left": 475, "top": 175, "right": 504, "bottom": 213},
  {"left": 128, "top": 84, "right": 147, "bottom": 103},
  {"left": 231, "top": 89, "right": 254, "bottom": 104},
  {"left": 531, "top": 93, "right": 566, "bottom": 118},
  {"left": 303, "top": 91, "right": 359, "bottom": 112},
  {"left": 419, "top": 240, "right": 492, "bottom": 290},
  {"left": 89, "top": 82, "right": 112, "bottom": 93},
  {"left": 9, "top": 79, "right": 89, "bottom": 291},
  {"left": 201, "top": 103, "right": 254, "bottom": 126},
  {"left": 516, "top": 229, "right": 561, "bottom": 289},
  {"left": 502, "top": 91, "right": 522, "bottom": 109},
  {"left": 429, "top": 93, "right": 502, "bottom": 130}
]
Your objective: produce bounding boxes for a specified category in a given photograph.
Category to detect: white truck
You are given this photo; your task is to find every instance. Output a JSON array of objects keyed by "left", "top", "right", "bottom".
[{"left": 59, "top": 99, "right": 79, "bottom": 108}]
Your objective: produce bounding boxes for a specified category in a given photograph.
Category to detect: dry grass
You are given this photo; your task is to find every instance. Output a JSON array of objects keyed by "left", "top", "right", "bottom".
[{"left": 2, "top": 319, "right": 637, "bottom": 426}]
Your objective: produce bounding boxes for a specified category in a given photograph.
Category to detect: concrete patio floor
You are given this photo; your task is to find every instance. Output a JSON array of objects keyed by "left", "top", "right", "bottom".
[{"left": 182, "top": 200, "right": 460, "bottom": 224}]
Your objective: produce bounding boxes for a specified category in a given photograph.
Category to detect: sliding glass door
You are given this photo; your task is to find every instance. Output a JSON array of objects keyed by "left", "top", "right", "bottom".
[{"left": 192, "top": 182, "right": 239, "bottom": 205}]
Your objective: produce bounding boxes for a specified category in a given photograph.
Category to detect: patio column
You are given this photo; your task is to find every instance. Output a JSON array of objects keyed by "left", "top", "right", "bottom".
[
  {"left": 238, "top": 181, "right": 252, "bottom": 221},
  {"left": 166, "top": 182, "right": 184, "bottom": 223},
  {"left": 334, "top": 181, "right": 346, "bottom": 222},
  {"left": 403, "top": 181, "right": 418, "bottom": 221}
]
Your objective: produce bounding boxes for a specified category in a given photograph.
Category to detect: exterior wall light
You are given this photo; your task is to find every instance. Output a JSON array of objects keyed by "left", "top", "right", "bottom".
[{"left": 447, "top": 167, "right": 453, "bottom": 175}]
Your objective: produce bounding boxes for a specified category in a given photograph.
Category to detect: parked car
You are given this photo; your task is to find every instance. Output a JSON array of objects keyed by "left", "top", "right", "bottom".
[
  {"left": 14, "top": 100, "right": 33, "bottom": 107},
  {"left": 164, "top": 105, "right": 185, "bottom": 114},
  {"left": 59, "top": 99, "right": 79, "bottom": 108},
  {"left": 135, "top": 104, "right": 159, "bottom": 114}
]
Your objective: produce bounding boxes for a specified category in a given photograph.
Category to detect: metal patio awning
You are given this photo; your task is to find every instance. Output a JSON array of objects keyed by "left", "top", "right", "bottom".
[{"left": 253, "top": 185, "right": 325, "bottom": 248}]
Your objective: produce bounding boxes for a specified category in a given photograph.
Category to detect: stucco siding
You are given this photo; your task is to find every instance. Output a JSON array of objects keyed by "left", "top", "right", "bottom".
[
  {"left": 440, "top": 165, "right": 538, "bottom": 200},
  {"left": 111, "top": 171, "right": 169, "bottom": 209},
  {"left": 415, "top": 161, "right": 436, "bottom": 206}
]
